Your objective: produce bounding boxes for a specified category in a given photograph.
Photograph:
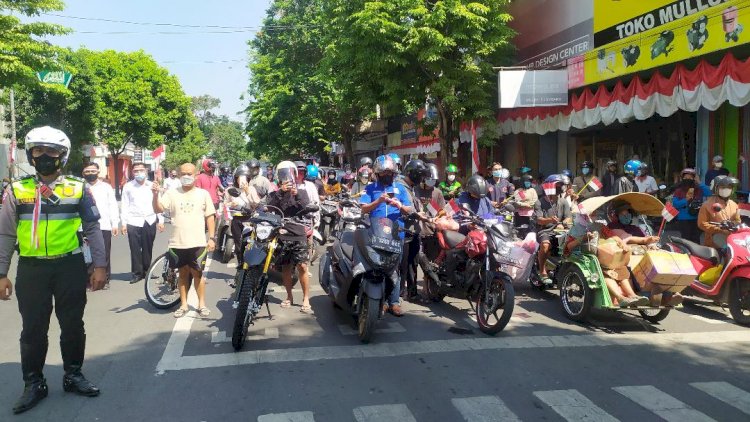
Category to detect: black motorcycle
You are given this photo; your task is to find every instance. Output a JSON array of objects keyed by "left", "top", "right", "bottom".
[
  {"left": 319, "top": 201, "right": 409, "bottom": 343},
  {"left": 319, "top": 197, "right": 340, "bottom": 243}
]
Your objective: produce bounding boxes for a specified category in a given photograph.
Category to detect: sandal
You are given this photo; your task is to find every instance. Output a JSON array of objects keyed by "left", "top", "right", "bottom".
[
  {"left": 280, "top": 300, "right": 293, "bottom": 309},
  {"left": 300, "top": 304, "right": 313, "bottom": 314},
  {"left": 198, "top": 307, "right": 211, "bottom": 317},
  {"left": 173, "top": 308, "right": 188, "bottom": 318}
]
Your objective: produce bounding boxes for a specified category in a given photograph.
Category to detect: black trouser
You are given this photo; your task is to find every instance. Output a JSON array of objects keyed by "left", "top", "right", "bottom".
[
  {"left": 400, "top": 234, "right": 421, "bottom": 297},
  {"left": 127, "top": 222, "right": 157, "bottom": 278},
  {"left": 230, "top": 216, "right": 250, "bottom": 265},
  {"left": 102, "top": 230, "right": 112, "bottom": 279},
  {"left": 15, "top": 254, "right": 88, "bottom": 380}
]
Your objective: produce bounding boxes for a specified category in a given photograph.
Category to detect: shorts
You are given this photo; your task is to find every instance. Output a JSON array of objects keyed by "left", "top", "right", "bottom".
[
  {"left": 278, "top": 240, "right": 309, "bottom": 266},
  {"left": 537, "top": 229, "right": 559, "bottom": 245},
  {"left": 167, "top": 247, "right": 208, "bottom": 272}
]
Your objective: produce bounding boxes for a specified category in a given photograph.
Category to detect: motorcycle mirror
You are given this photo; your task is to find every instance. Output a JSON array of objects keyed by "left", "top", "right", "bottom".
[
  {"left": 712, "top": 203, "right": 723, "bottom": 213},
  {"left": 227, "top": 187, "right": 242, "bottom": 198},
  {"left": 659, "top": 184, "right": 667, "bottom": 190}
]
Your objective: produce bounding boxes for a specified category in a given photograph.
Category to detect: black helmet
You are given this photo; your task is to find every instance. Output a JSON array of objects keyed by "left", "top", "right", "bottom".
[
  {"left": 606, "top": 160, "right": 617, "bottom": 167},
  {"left": 220, "top": 165, "right": 231, "bottom": 173},
  {"left": 712, "top": 175, "right": 739, "bottom": 197},
  {"left": 521, "top": 174, "right": 534, "bottom": 183},
  {"left": 466, "top": 175, "right": 488, "bottom": 198},
  {"left": 638, "top": 162, "right": 650, "bottom": 176},
  {"left": 580, "top": 160, "right": 594, "bottom": 169},
  {"left": 233, "top": 164, "right": 250, "bottom": 182},
  {"left": 360, "top": 157, "right": 373, "bottom": 168},
  {"left": 403, "top": 159, "right": 429, "bottom": 185},
  {"left": 327, "top": 169, "right": 337, "bottom": 177},
  {"left": 247, "top": 159, "right": 260, "bottom": 168},
  {"left": 294, "top": 160, "right": 306, "bottom": 170}
]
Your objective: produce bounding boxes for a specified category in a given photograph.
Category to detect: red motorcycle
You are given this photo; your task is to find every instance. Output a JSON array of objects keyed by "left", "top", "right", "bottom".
[{"left": 664, "top": 217, "right": 750, "bottom": 325}]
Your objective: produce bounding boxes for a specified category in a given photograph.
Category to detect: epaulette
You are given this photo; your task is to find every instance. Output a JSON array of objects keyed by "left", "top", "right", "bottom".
[{"left": 65, "top": 175, "right": 85, "bottom": 183}]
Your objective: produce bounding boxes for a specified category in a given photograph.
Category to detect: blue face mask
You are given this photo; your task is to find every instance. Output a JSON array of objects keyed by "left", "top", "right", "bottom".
[
  {"left": 492, "top": 170, "right": 502, "bottom": 178},
  {"left": 524, "top": 181, "right": 532, "bottom": 189},
  {"left": 618, "top": 214, "right": 632, "bottom": 225},
  {"left": 582, "top": 168, "right": 591, "bottom": 175}
]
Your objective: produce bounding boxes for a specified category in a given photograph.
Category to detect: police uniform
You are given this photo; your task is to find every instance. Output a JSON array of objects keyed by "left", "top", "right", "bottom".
[{"left": 0, "top": 174, "right": 106, "bottom": 411}]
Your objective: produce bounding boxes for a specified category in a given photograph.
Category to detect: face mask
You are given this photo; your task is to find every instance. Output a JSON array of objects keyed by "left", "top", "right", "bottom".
[
  {"left": 618, "top": 214, "right": 632, "bottom": 225},
  {"left": 524, "top": 181, "right": 532, "bottom": 189},
  {"left": 379, "top": 175, "right": 394, "bottom": 186},
  {"left": 492, "top": 170, "right": 502, "bottom": 178},
  {"left": 180, "top": 175, "right": 195, "bottom": 186},
  {"left": 32, "top": 154, "right": 61, "bottom": 176},
  {"left": 134, "top": 173, "right": 147, "bottom": 183},
  {"left": 329, "top": 175, "right": 336, "bottom": 180},
  {"left": 719, "top": 188, "right": 733, "bottom": 198},
  {"left": 425, "top": 178, "right": 436, "bottom": 187},
  {"left": 448, "top": 175, "right": 456, "bottom": 182},
  {"left": 681, "top": 178, "right": 694, "bottom": 186},
  {"left": 715, "top": 162, "right": 723, "bottom": 168},
  {"left": 83, "top": 174, "right": 98, "bottom": 183},
  {"left": 582, "top": 168, "right": 591, "bottom": 175}
]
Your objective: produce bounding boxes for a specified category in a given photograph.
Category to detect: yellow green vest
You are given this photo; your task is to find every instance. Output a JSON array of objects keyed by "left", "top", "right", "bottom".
[{"left": 12, "top": 176, "right": 83, "bottom": 257}]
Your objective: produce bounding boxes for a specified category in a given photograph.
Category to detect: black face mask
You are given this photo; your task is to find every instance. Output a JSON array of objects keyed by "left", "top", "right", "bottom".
[
  {"left": 32, "top": 154, "right": 61, "bottom": 176},
  {"left": 681, "top": 178, "right": 695, "bottom": 187},
  {"left": 83, "top": 174, "right": 98, "bottom": 183},
  {"left": 379, "top": 175, "right": 394, "bottom": 186}
]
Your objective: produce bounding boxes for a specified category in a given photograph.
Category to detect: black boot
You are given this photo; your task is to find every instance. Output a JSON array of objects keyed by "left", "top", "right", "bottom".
[
  {"left": 61, "top": 335, "right": 100, "bottom": 397},
  {"left": 13, "top": 342, "right": 49, "bottom": 414}
]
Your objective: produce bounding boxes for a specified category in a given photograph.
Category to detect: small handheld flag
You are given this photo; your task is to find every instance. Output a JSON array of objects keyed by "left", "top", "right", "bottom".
[
  {"left": 542, "top": 183, "right": 557, "bottom": 196},
  {"left": 661, "top": 202, "right": 679, "bottom": 222},
  {"left": 588, "top": 177, "right": 603, "bottom": 192},
  {"left": 443, "top": 199, "right": 461, "bottom": 217}
]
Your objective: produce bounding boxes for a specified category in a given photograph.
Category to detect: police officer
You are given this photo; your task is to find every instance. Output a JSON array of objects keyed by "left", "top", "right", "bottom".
[{"left": 0, "top": 126, "right": 107, "bottom": 414}]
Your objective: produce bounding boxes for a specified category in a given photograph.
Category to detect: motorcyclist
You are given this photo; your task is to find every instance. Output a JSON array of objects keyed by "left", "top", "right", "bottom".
[
  {"left": 672, "top": 168, "right": 711, "bottom": 243},
  {"left": 439, "top": 164, "right": 462, "bottom": 199},
  {"left": 510, "top": 174, "right": 538, "bottom": 234},
  {"left": 350, "top": 166, "right": 371, "bottom": 197},
  {"left": 219, "top": 165, "right": 233, "bottom": 188},
  {"left": 399, "top": 159, "right": 431, "bottom": 301},
  {"left": 388, "top": 153, "right": 402, "bottom": 173},
  {"left": 615, "top": 160, "right": 640, "bottom": 194},
  {"left": 224, "top": 164, "right": 263, "bottom": 265},
  {"left": 266, "top": 161, "right": 314, "bottom": 314},
  {"left": 305, "top": 164, "right": 325, "bottom": 197},
  {"left": 601, "top": 160, "right": 619, "bottom": 196},
  {"left": 635, "top": 163, "right": 659, "bottom": 195},
  {"left": 359, "top": 156, "right": 374, "bottom": 170},
  {"left": 487, "top": 164, "right": 514, "bottom": 207},
  {"left": 359, "top": 155, "right": 414, "bottom": 316},
  {"left": 704, "top": 155, "right": 730, "bottom": 187},
  {"left": 341, "top": 165, "right": 355, "bottom": 190},
  {"left": 535, "top": 175, "right": 572, "bottom": 286},
  {"left": 572, "top": 161, "right": 601, "bottom": 201},
  {"left": 414, "top": 163, "right": 445, "bottom": 261},
  {"left": 323, "top": 169, "right": 343, "bottom": 197},
  {"left": 698, "top": 175, "right": 741, "bottom": 249},
  {"left": 247, "top": 159, "right": 273, "bottom": 199},
  {"left": 456, "top": 175, "right": 496, "bottom": 222}
]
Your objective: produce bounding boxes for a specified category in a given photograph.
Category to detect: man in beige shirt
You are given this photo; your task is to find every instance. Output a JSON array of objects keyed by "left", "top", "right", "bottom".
[{"left": 152, "top": 163, "right": 216, "bottom": 318}]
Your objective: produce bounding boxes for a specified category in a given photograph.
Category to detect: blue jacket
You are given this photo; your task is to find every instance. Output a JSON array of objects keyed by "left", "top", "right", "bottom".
[{"left": 672, "top": 183, "right": 711, "bottom": 221}]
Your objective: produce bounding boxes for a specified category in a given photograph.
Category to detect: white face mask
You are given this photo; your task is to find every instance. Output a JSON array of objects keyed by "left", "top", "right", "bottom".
[
  {"left": 180, "top": 175, "right": 195, "bottom": 187},
  {"left": 719, "top": 188, "right": 733, "bottom": 198},
  {"left": 447, "top": 175, "right": 456, "bottom": 182},
  {"left": 715, "top": 162, "right": 723, "bottom": 168},
  {"left": 425, "top": 178, "right": 437, "bottom": 187}
]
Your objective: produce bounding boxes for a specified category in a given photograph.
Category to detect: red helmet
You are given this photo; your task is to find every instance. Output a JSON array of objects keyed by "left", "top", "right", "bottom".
[{"left": 202, "top": 159, "right": 217, "bottom": 173}]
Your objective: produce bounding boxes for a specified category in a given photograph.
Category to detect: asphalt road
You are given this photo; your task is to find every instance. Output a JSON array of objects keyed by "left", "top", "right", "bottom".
[{"left": 1, "top": 228, "right": 749, "bottom": 421}]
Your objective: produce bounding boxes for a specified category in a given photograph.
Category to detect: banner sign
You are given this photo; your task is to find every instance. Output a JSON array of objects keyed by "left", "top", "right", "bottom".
[
  {"left": 36, "top": 70, "right": 73, "bottom": 88},
  {"left": 584, "top": 0, "right": 748, "bottom": 85},
  {"left": 498, "top": 69, "right": 569, "bottom": 108}
]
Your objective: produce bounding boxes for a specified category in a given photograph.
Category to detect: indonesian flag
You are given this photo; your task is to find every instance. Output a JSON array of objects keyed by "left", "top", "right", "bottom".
[
  {"left": 662, "top": 202, "right": 679, "bottom": 222},
  {"left": 576, "top": 202, "right": 592, "bottom": 222},
  {"left": 470, "top": 120, "right": 480, "bottom": 175},
  {"left": 427, "top": 198, "right": 441, "bottom": 217},
  {"left": 739, "top": 203, "right": 750, "bottom": 218},
  {"left": 151, "top": 144, "right": 165, "bottom": 160},
  {"left": 587, "top": 177, "right": 603, "bottom": 192},
  {"left": 543, "top": 182, "right": 557, "bottom": 196},
  {"left": 443, "top": 199, "right": 461, "bottom": 217}
]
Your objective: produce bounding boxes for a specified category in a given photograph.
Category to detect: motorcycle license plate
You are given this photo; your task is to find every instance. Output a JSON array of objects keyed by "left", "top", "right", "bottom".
[{"left": 371, "top": 236, "right": 401, "bottom": 253}]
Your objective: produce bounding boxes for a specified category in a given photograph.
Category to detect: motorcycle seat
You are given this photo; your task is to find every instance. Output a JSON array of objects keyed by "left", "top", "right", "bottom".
[
  {"left": 443, "top": 231, "right": 466, "bottom": 249},
  {"left": 668, "top": 236, "right": 720, "bottom": 265},
  {"left": 340, "top": 231, "right": 354, "bottom": 260}
]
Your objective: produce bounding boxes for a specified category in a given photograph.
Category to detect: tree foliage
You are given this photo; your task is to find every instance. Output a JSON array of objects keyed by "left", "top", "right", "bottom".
[
  {"left": 191, "top": 94, "right": 221, "bottom": 130},
  {"left": 163, "top": 124, "right": 207, "bottom": 172},
  {"left": 206, "top": 116, "right": 248, "bottom": 166},
  {"left": 0, "top": 0, "right": 70, "bottom": 88}
]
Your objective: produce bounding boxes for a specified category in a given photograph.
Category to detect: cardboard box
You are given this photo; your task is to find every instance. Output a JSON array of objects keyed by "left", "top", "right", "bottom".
[
  {"left": 633, "top": 250, "right": 697, "bottom": 293},
  {"left": 597, "top": 238, "right": 631, "bottom": 269}
]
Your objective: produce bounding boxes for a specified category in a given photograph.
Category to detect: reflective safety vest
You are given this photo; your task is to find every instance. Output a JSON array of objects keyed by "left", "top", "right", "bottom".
[{"left": 12, "top": 176, "right": 83, "bottom": 257}]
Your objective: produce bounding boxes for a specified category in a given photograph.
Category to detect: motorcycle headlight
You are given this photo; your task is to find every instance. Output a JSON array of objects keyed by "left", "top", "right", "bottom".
[{"left": 255, "top": 223, "right": 273, "bottom": 240}]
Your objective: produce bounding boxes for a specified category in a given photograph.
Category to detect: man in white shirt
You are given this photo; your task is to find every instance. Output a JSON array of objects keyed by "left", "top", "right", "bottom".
[
  {"left": 121, "top": 162, "right": 164, "bottom": 284},
  {"left": 635, "top": 163, "right": 659, "bottom": 195},
  {"left": 82, "top": 163, "right": 120, "bottom": 284},
  {"left": 163, "top": 170, "right": 181, "bottom": 191}
]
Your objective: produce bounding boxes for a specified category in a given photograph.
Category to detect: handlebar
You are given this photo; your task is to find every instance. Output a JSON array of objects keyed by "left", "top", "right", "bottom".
[{"left": 709, "top": 220, "right": 741, "bottom": 232}]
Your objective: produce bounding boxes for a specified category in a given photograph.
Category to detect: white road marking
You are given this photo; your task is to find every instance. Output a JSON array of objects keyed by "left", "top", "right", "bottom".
[
  {"left": 451, "top": 396, "right": 520, "bottom": 421},
  {"left": 533, "top": 389, "right": 618, "bottom": 421},
  {"left": 689, "top": 315, "right": 728, "bottom": 325},
  {"left": 211, "top": 327, "right": 280, "bottom": 343},
  {"left": 613, "top": 385, "right": 717, "bottom": 422},
  {"left": 464, "top": 316, "right": 532, "bottom": 328},
  {"left": 338, "top": 322, "right": 406, "bottom": 336},
  {"left": 267, "top": 285, "right": 324, "bottom": 294},
  {"left": 353, "top": 404, "right": 417, "bottom": 422},
  {"left": 691, "top": 382, "right": 750, "bottom": 415},
  {"left": 257, "top": 411, "right": 315, "bottom": 422}
]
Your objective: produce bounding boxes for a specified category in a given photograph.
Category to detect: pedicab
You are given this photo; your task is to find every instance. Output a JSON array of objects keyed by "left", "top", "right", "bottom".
[{"left": 556, "top": 193, "right": 696, "bottom": 323}]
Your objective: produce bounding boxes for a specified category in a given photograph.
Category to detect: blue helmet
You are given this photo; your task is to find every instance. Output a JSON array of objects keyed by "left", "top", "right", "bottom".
[
  {"left": 561, "top": 169, "right": 572, "bottom": 178},
  {"left": 305, "top": 164, "right": 319, "bottom": 180},
  {"left": 544, "top": 174, "right": 565, "bottom": 184},
  {"left": 624, "top": 160, "right": 642, "bottom": 176},
  {"left": 387, "top": 152, "right": 401, "bottom": 164}
]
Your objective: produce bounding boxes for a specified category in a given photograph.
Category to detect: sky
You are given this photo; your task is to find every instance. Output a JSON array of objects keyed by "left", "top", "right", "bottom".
[{"left": 31, "top": 0, "right": 272, "bottom": 119}]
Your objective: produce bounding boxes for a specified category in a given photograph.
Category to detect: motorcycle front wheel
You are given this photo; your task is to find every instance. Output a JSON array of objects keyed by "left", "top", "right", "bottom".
[
  {"left": 232, "top": 265, "right": 262, "bottom": 351},
  {"left": 358, "top": 294, "right": 380, "bottom": 344},
  {"left": 222, "top": 237, "right": 235, "bottom": 264},
  {"left": 476, "top": 275, "right": 515, "bottom": 335},
  {"left": 729, "top": 278, "right": 750, "bottom": 326}
]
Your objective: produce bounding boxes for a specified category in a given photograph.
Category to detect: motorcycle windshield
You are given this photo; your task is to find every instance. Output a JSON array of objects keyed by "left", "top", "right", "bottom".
[{"left": 368, "top": 217, "right": 402, "bottom": 253}]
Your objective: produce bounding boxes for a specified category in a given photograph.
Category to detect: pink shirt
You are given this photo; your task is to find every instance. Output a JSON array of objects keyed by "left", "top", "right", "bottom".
[{"left": 195, "top": 173, "right": 222, "bottom": 204}]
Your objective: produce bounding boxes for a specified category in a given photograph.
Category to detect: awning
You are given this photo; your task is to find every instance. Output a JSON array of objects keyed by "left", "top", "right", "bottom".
[
  {"left": 388, "top": 138, "right": 441, "bottom": 155},
  {"left": 497, "top": 52, "right": 750, "bottom": 136}
]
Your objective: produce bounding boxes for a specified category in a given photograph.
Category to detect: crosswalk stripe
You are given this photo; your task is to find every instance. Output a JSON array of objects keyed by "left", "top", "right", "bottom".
[
  {"left": 533, "top": 389, "right": 618, "bottom": 421},
  {"left": 353, "top": 404, "right": 417, "bottom": 422},
  {"left": 451, "top": 396, "right": 520, "bottom": 421},
  {"left": 613, "top": 385, "right": 716, "bottom": 422},
  {"left": 211, "top": 327, "right": 279, "bottom": 343},
  {"left": 691, "top": 382, "right": 750, "bottom": 416},
  {"left": 258, "top": 411, "right": 315, "bottom": 422},
  {"left": 338, "top": 322, "right": 406, "bottom": 336}
]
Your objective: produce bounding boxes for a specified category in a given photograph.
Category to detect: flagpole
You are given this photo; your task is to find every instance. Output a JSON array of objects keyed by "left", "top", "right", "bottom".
[
  {"left": 657, "top": 217, "right": 667, "bottom": 238},
  {"left": 576, "top": 179, "right": 591, "bottom": 197}
]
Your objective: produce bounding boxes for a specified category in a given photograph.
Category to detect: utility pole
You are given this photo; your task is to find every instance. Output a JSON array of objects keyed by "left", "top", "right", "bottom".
[{"left": 9, "top": 88, "right": 16, "bottom": 179}]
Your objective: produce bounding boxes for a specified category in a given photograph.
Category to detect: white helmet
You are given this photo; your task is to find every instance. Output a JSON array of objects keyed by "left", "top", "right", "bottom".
[
  {"left": 25, "top": 126, "right": 71, "bottom": 165},
  {"left": 275, "top": 160, "right": 298, "bottom": 184}
]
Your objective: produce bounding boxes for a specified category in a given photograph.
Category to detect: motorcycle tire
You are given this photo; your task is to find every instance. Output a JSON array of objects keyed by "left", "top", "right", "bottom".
[
  {"left": 232, "top": 265, "right": 261, "bottom": 351},
  {"left": 358, "top": 295, "right": 380, "bottom": 344},
  {"left": 321, "top": 223, "right": 330, "bottom": 244},
  {"left": 424, "top": 276, "right": 446, "bottom": 302},
  {"left": 560, "top": 266, "right": 593, "bottom": 322},
  {"left": 728, "top": 278, "right": 750, "bottom": 326},
  {"left": 476, "top": 275, "right": 515, "bottom": 335},
  {"left": 222, "top": 238, "right": 235, "bottom": 264},
  {"left": 529, "top": 260, "right": 546, "bottom": 291},
  {"left": 638, "top": 308, "right": 670, "bottom": 323}
]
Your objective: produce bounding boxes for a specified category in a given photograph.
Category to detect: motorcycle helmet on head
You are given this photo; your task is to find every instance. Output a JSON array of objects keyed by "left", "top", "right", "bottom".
[
  {"left": 403, "top": 159, "right": 429, "bottom": 185},
  {"left": 681, "top": 167, "right": 697, "bottom": 179},
  {"left": 327, "top": 169, "right": 337, "bottom": 180},
  {"left": 276, "top": 161, "right": 298, "bottom": 185},
  {"left": 580, "top": 161, "right": 594, "bottom": 176},
  {"left": 561, "top": 169, "right": 573, "bottom": 178},
  {"left": 373, "top": 155, "right": 397, "bottom": 175},
  {"left": 519, "top": 166, "right": 532, "bottom": 175},
  {"left": 202, "top": 158, "right": 217, "bottom": 173},
  {"left": 25, "top": 126, "right": 71, "bottom": 175},
  {"left": 305, "top": 164, "right": 319, "bottom": 180},
  {"left": 233, "top": 164, "right": 250, "bottom": 185},
  {"left": 388, "top": 152, "right": 401, "bottom": 168},
  {"left": 357, "top": 166, "right": 371, "bottom": 182},
  {"left": 424, "top": 163, "right": 439, "bottom": 187},
  {"left": 637, "top": 162, "right": 650, "bottom": 176},
  {"left": 521, "top": 174, "right": 534, "bottom": 188},
  {"left": 606, "top": 160, "right": 617, "bottom": 168},
  {"left": 446, "top": 164, "right": 458, "bottom": 174},
  {"left": 466, "top": 175, "right": 488, "bottom": 199},
  {"left": 624, "top": 160, "right": 642, "bottom": 176},
  {"left": 246, "top": 159, "right": 261, "bottom": 177},
  {"left": 544, "top": 174, "right": 565, "bottom": 196},
  {"left": 359, "top": 156, "right": 373, "bottom": 168},
  {"left": 712, "top": 175, "right": 739, "bottom": 199}
]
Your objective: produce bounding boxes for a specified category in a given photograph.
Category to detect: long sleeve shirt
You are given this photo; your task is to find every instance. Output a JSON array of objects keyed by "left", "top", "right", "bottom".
[
  {"left": 698, "top": 196, "right": 740, "bottom": 248},
  {"left": 120, "top": 179, "right": 163, "bottom": 227},
  {"left": 87, "top": 180, "right": 119, "bottom": 231}
]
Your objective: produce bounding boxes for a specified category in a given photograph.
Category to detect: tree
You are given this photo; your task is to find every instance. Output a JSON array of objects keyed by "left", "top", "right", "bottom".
[
  {"left": 191, "top": 94, "right": 221, "bottom": 130},
  {"left": 205, "top": 116, "right": 249, "bottom": 166},
  {"left": 326, "top": 0, "right": 515, "bottom": 169},
  {"left": 163, "top": 124, "right": 207, "bottom": 172},
  {"left": 0, "top": 0, "right": 70, "bottom": 88}
]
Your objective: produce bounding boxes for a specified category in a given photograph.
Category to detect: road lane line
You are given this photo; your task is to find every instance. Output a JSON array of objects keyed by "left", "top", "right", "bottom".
[
  {"left": 451, "top": 396, "right": 520, "bottom": 421},
  {"left": 691, "top": 382, "right": 750, "bottom": 416},
  {"left": 613, "top": 385, "right": 716, "bottom": 422},
  {"left": 211, "top": 327, "right": 280, "bottom": 343},
  {"left": 258, "top": 411, "right": 315, "bottom": 422},
  {"left": 689, "top": 315, "right": 728, "bottom": 325},
  {"left": 533, "top": 389, "right": 618, "bottom": 421},
  {"left": 338, "top": 322, "right": 406, "bottom": 336},
  {"left": 353, "top": 404, "right": 417, "bottom": 422}
]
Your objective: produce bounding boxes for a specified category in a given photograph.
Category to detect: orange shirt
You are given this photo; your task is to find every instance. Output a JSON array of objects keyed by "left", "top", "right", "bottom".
[{"left": 697, "top": 196, "right": 740, "bottom": 248}]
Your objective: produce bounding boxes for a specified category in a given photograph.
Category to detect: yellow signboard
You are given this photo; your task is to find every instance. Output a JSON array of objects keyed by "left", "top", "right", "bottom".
[{"left": 584, "top": 0, "right": 748, "bottom": 85}]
